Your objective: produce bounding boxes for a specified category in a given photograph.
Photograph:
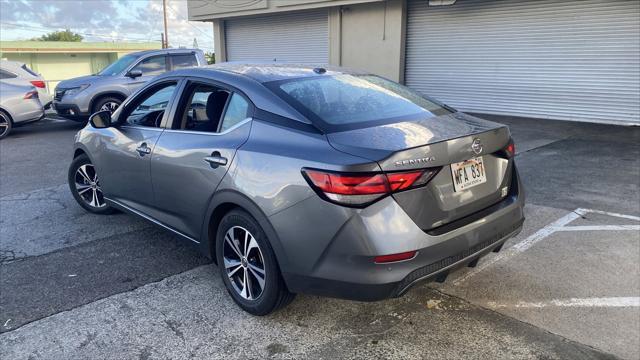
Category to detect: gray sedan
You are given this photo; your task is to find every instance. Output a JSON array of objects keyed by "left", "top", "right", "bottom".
[
  {"left": 68, "top": 64, "right": 525, "bottom": 315},
  {"left": 0, "top": 82, "right": 44, "bottom": 139}
]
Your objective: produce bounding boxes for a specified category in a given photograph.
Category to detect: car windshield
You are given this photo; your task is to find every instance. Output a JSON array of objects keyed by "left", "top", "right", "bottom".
[
  {"left": 98, "top": 54, "right": 138, "bottom": 76},
  {"left": 268, "top": 74, "right": 452, "bottom": 131}
]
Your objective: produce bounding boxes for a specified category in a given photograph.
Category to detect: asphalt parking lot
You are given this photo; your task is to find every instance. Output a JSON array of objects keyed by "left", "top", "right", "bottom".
[{"left": 1, "top": 116, "right": 638, "bottom": 359}]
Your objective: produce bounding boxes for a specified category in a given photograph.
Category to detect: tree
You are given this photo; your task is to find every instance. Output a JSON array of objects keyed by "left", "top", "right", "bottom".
[
  {"left": 205, "top": 52, "right": 215, "bottom": 64},
  {"left": 33, "top": 29, "right": 83, "bottom": 42}
]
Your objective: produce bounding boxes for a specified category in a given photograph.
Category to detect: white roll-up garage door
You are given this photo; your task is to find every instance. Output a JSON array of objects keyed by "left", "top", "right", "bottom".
[
  {"left": 405, "top": 0, "right": 640, "bottom": 124},
  {"left": 225, "top": 9, "right": 328, "bottom": 63}
]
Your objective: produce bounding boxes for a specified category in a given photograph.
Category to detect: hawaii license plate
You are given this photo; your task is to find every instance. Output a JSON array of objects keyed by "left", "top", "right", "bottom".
[{"left": 450, "top": 156, "right": 487, "bottom": 192}]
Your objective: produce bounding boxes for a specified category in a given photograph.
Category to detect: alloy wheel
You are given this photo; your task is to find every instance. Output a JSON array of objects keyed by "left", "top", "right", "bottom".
[
  {"left": 99, "top": 101, "right": 120, "bottom": 113},
  {"left": 74, "top": 164, "right": 106, "bottom": 208},
  {"left": 223, "top": 226, "right": 266, "bottom": 300},
  {"left": 0, "top": 114, "right": 9, "bottom": 138}
]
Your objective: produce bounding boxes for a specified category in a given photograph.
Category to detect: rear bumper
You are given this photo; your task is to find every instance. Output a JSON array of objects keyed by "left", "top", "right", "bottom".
[
  {"left": 12, "top": 105, "right": 44, "bottom": 125},
  {"left": 286, "top": 225, "right": 521, "bottom": 301},
  {"left": 276, "top": 165, "right": 525, "bottom": 301}
]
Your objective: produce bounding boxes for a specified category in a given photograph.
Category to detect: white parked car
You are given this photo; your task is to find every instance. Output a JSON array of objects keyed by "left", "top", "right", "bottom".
[
  {"left": 0, "top": 82, "right": 44, "bottom": 139},
  {"left": 0, "top": 60, "right": 52, "bottom": 108}
]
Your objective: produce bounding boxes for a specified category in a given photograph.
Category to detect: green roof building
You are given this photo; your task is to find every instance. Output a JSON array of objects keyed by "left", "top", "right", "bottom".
[{"left": 0, "top": 41, "right": 161, "bottom": 92}]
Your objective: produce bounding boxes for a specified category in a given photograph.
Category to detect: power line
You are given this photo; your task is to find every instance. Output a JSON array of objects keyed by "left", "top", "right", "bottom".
[{"left": 164, "top": 2, "right": 214, "bottom": 41}]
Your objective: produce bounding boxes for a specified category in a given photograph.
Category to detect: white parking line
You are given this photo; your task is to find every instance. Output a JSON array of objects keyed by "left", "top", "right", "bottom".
[
  {"left": 452, "top": 210, "right": 583, "bottom": 285},
  {"left": 452, "top": 208, "right": 640, "bottom": 286},
  {"left": 580, "top": 208, "right": 640, "bottom": 222},
  {"left": 557, "top": 225, "right": 640, "bottom": 232},
  {"left": 485, "top": 297, "right": 640, "bottom": 309}
]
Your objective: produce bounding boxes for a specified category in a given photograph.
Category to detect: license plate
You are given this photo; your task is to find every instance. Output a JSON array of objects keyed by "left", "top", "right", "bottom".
[{"left": 450, "top": 156, "right": 487, "bottom": 192}]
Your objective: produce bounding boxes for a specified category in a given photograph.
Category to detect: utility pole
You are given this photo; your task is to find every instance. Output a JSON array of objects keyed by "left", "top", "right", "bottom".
[{"left": 162, "top": 0, "right": 169, "bottom": 48}]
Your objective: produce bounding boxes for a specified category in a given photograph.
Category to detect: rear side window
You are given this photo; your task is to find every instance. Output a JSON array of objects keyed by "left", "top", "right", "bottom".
[
  {"left": 131, "top": 55, "right": 167, "bottom": 76},
  {"left": 268, "top": 74, "right": 452, "bottom": 131},
  {"left": 175, "top": 83, "right": 229, "bottom": 132},
  {"left": 171, "top": 54, "right": 198, "bottom": 70},
  {"left": 220, "top": 94, "right": 250, "bottom": 132},
  {"left": 173, "top": 82, "right": 251, "bottom": 133},
  {"left": 0, "top": 69, "right": 17, "bottom": 79}
]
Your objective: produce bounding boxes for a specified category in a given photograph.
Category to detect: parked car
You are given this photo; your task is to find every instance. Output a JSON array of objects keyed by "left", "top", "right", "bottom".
[
  {"left": 0, "top": 60, "right": 52, "bottom": 108},
  {"left": 0, "top": 82, "right": 44, "bottom": 139},
  {"left": 53, "top": 48, "right": 206, "bottom": 122},
  {"left": 68, "top": 64, "right": 525, "bottom": 315}
]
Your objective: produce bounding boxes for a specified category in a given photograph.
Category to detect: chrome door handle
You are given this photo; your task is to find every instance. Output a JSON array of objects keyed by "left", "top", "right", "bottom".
[
  {"left": 204, "top": 152, "right": 227, "bottom": 168},
  {"left": 136, "top": 143, "right": 152, "bottom": 156}
]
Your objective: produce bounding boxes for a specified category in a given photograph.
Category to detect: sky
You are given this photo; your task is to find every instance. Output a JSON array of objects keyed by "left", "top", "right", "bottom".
[{"left": 0, "top": 0, "right": 214, "bottom": 52}]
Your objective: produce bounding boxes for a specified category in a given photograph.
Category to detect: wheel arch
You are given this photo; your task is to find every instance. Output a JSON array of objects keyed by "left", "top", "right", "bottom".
[
  {"left": 0, "top": 106, "right": 15, "bottom": 124},
  {"left": 73, "top": 148, "right": 87, "bottom": 159},
  {"left": 71, "top": 144, "right": 95, "bottom": 165},
  {"left": 89, "top": 92, "right": 127, "bottom": 113},
  {"left": 201, "top": 190, "right": 289, "bottom": 272}
]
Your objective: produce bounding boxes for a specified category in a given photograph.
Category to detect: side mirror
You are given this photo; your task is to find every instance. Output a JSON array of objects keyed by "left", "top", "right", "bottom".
[
  {"left": 126, "top": 69, "right": 142, "bottom": 79},
  {"left": 89, "top": 110, "right": 112, "bottom": 128}
]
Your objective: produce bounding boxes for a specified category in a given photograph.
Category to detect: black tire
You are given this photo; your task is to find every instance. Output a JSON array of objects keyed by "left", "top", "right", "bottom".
[
  {"left": 68, "top": 154, "right": 116, "bottom": 214},
  {"left": 92, "top": 96, "right": 122, "bottom": 115},
  {"left": 216, "top": 209, "right": 295, "bottom": 315},
  {"left": 0, "top": 111, "right": 12, "bottom": 139}
]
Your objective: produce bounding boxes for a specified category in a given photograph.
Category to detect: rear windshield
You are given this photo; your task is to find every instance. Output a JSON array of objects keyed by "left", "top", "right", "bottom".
[
  {"left": 266, "top": 74, "right": 452, "bottom": 131},
  {"left": 98, "top": 54, "right": 138, "bottom": 76}
]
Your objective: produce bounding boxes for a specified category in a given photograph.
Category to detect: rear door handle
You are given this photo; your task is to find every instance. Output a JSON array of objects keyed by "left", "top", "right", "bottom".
[
  {"left": 204, "top": 152, "right": 227, "bottom": 168},
  {"left": 136, "top": 143, "right": 152, "bottom": 156}
]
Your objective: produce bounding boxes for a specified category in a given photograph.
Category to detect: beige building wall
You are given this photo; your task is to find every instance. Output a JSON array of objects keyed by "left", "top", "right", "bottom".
[
  {"left": 209, "top": 0, "right": 406, "bottom": 82},
  {"left": 334, "top": 0, "right": 405, "bottom": 82},
  {"left": 3, "top": 52, "right": 113, "bottom": 91}
]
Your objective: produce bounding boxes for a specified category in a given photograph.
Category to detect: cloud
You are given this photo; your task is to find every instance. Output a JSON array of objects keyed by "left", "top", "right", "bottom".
[{"left": 0, "top": 0, "right": 214, "bottom": 52}]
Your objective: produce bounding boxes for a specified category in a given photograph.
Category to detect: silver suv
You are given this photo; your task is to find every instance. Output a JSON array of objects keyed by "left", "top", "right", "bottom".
[{"left": 53, "top": 48, "right": 206, "bottom": 121}]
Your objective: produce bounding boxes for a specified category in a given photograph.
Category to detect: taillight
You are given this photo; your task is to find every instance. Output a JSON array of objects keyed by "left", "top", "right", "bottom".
[
  {"left": 497, "top": 139, "right": 516, "bottom": 158},
  {"left": 30, "top": 80, "right": 46, "bottom": 88},
  {"left": 23, "top": 90, "right": 39, "bottom": 99},
  {"left": 302, "top": 167, "right": 440, "bottom": 207},
  {"left": 504, "top": 139, "right": 516, "bottom": 158}
]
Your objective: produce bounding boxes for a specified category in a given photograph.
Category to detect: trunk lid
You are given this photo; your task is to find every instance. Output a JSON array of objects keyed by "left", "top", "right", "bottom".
[{"left": 327, "top": 112, "right": 514, "bottom": 231}]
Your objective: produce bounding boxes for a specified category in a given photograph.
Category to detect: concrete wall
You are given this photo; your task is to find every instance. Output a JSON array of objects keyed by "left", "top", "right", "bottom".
[
  {"left": 335, "top": 0, "right": 405, "bottom": 82},
  {"left": 211, "top": 0, "right": 406, "bottom": 83},
  {"left": 189, "top": 0, "right": 381, "bottom": 20}
]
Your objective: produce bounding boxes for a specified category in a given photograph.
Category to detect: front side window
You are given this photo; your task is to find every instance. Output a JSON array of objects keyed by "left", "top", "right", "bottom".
[
  {"left": 98, "top": 54, "right": 138, "bottom": 76},
  {"left": 131, "top": 55, "right": 167, "bottom": 76},
  {"left": 171, "top": 54, "right": 198, "bottom": 70},
  {"left": 268, "top": 74, "right": 452, "bottom": 131},
  {"left": 122, "top": 82, "right": 177, "bottom": 127},
  {"left": 220, "top": 94, "right": 250, "bottom": 132}
]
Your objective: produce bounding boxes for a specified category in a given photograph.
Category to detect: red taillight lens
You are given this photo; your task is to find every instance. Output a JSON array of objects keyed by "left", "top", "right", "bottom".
[
  {"left": 30, "top": 80, "right": 46, "bottom": 88},
  {"left": 305, "top": 171, "right": 389, "bottom": 195},
  {"left": 302, "top": 168, "right": 440, "bottom": 207},
  {"left": 504, "top": 140, "right": 516, "bottom": 158},
  {"left": 374, "top": 251, "right": 417, "bottom": 264},
  {"left": 23, "top": 90, "right": 38, "bottom": 99},
  {"left": 387, "top": 171, "right": 424, "bottom": 192}
]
